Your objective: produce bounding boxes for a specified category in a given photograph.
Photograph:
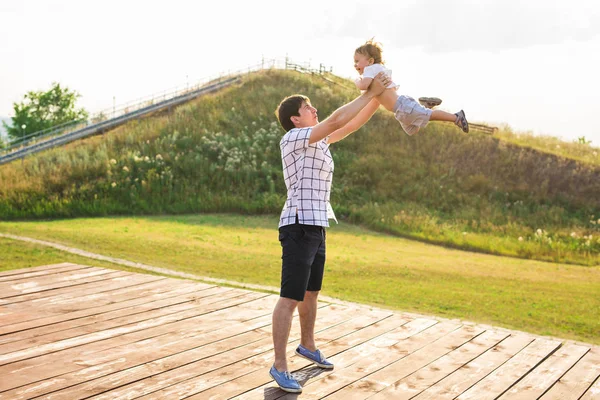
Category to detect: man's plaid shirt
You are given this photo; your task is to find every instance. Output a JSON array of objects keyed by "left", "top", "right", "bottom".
[{"left": 278, "top": 127, "right": 337, "bottom": 228}]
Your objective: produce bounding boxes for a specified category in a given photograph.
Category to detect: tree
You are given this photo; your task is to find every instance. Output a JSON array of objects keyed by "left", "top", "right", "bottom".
[{"left": 2, "top": 83, "right": 89, "bottom": 141}]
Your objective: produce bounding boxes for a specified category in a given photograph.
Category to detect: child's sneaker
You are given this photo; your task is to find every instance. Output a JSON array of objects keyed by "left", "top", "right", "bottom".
[
  {"left": 454, "top": 110, "right": 469, "bottom": 133},
  {"left": 295, "top": 344, "right": 334, "bottom": 369},
  {"left": 269, "top": 365, "right": 302, "bottom": 393},
  {"left": 418, "top": 97, "right": 443, "bottom": 109}
]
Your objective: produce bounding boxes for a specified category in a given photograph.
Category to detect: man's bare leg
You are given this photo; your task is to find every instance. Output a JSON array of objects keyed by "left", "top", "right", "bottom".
[
  {"left": 272, "top": 297, "right": 298, "bottom": 371},
  {"left": 298, "top": 290, "right": 319, "bottom": 351}
]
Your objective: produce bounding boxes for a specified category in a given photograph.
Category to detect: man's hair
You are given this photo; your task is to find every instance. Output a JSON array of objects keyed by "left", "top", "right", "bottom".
[
  {"left": 275, "top": 94, "right": 310, "bottom": 132},
  {"left": 355, "top": 38, "right": 384, "bottom": 64}
]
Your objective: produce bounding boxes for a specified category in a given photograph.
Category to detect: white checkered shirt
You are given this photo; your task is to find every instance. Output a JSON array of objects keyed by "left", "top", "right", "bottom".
[{"left": 278, "top": 127, "right": 337, "bottom": 228}]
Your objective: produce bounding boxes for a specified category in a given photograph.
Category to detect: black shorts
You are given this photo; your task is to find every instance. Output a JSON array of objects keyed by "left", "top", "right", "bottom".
[{"left": 278, "top": 220, "right": 326, "bottom": 301}]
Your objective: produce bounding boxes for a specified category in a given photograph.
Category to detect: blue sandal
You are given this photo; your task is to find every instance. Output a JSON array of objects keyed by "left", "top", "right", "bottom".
[{"left": 454, "top": 110, "right": 469, "bottom": 133}]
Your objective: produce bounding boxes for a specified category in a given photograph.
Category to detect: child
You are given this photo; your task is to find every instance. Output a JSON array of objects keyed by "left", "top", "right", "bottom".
[{"left": 354, "top": 39, "right": 469, "bottom": 135}]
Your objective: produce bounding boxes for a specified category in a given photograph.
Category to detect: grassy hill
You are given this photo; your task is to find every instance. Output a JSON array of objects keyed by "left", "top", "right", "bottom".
[{"left": 0, "top": 69, "right": 598, "bottom": 265}]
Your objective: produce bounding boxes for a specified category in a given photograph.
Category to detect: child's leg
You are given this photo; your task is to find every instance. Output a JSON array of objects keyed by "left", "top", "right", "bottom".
[
  {"left": 430, "top": 110, "right": 457, "bottom": 122},
  {"left": 431, "top": 109, "right": 469, "bottom": 133}
]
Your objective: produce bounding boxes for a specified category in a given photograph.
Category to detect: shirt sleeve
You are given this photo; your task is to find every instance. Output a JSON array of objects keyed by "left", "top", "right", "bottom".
[
  {"left": 281, "top": 127, "right": 312, "bottom": 154},
  {"left": 362, "top": 64, "right": 384, "bottom": 79}
]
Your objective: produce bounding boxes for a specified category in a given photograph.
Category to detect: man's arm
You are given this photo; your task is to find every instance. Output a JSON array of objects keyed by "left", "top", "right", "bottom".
[
  {"left": 327, "top": 99, "right": 380, "bottom": 144},
  {"left": 309, "top": 72, "right": 388, "bottom": 144}
]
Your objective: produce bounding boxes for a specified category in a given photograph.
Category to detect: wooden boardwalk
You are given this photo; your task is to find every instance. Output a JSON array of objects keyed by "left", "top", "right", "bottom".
[{"left": 0, "top": 263, "right": 598, "bottom": 399}]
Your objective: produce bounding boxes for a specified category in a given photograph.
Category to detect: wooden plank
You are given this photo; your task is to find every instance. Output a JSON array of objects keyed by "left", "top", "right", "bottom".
[
  {"left": 2, "top": 303, "right": 341, "bottom": 400},
  {"left": 330, "top": 329, "right": 510, "bottom": 400},
  {"left": 0, "top": 264, "right": 597, "bottom": 399},
  {"left": 0, "top": 311, "right": 276, "bottom": 399},
  {"left": 579, "top": 378, "right": 600, "bottom": 400},
  {"left": 0, "top": 292, "right": 273, "bottom": 391},
  {"left": 0, "top": 289, "right": 265, "bottom": 365},
  {"left": 539, "top": 348, "right": 600, "bottom": 400},
  {"left": 0, "top": 277, "right": 172, "bottom": 336},
  {"left": 318, "top": 318, "right": 443, "bottom": 372},
  {"left": 0, "top": 284, "right": 229, "bottom": 354},
  {"left": 411, "top": 334, "right": 533, "bottom": 400},
  {"left": 0, "top": 263, "right": 79, "bottom": 277},
  {"left": 0, "top": 279, "right": 212, "bottom": 336},
  {"left": 0, "top": 278, "right": 194, "bottom": 340},
  {"left": 279, "top": 322, "right": 472, "bottom": 400},
  {"left": 0, "top": 267, "right": 115, "bottom": 298},
  {"left": 0, "top": 263, "right": 90, "bottom": 282},
  {"left": 145, "top": 311, "right": 403, "bottom": 400},
  {"left": 229, "top": 317, "right": 445, "bottom": 400},
  {"left": 0, "top": 274, "right": 171, "bottom": 325},
  {"left": 0, "top": 271, "right": 144, "bottom": 306},
  {"left": 0, "top": 270, "right": 129, "bottom": 305},
  {"left": 44, "top": 303, "right": 341, "bottom": 400},
  {"left": 1, "top": 274, "right": 175, "bottom": 314},
  {"left": 64, "top": 330, "right": 278, "bottom": 400},
  {"left": 0, "top": 273, "right": 163, "bottom": 329},
  {"left": 0, "top": 272, "right": 167, "bottom": 328},
  {"left": 171, "top": 312, "right": 404, "bottom": 400},
  {"left": 456, "top": 338, "right": 562, "bottom": 400},
  {"left": 0, "top": 271, "right": 162, "bottom": 311},
  {"left": 498, "top": 343, "right": 590, "bottom": 399}
]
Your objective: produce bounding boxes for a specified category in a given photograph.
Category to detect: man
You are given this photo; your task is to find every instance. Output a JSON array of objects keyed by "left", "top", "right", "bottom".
[{"left": 270, "top": 72, "right": 389, "bottom": 393}]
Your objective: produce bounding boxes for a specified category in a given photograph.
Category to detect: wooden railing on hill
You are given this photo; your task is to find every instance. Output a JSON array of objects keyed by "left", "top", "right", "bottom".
[
  {"left": 284, "top": 60, "right": 355, "bottom": 90},
  {"left": 0, "top": 58, "right": 498, "bottom": 164},
  {"left": 0, "top": 58, "right": 346, "bottom": 165},
  {"left": 470, "top": 123, "right": 498, "bottom": 134},
  {"left": 0, "top": 77, "right": 240, "bottom": 165}
]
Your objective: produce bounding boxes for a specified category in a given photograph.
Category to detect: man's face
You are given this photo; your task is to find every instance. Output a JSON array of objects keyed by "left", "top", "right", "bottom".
[{"left": 292, "top": 101, "right": 318, "bottom": 128}]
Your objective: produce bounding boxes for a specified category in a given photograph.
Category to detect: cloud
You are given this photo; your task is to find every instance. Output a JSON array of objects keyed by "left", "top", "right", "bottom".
[{"left": 323, "top": 0, "right": 600, "bottom": 53}]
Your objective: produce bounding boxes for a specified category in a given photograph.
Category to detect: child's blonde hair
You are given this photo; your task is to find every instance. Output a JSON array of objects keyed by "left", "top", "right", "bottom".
[{"left": 355, "top": 39, "right": 384, "bottom": 65}]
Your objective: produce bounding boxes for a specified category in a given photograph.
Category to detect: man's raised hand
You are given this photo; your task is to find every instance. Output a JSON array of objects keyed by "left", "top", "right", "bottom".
[{"left": 367, "top": 72, "right": 390, "bottom": 97}]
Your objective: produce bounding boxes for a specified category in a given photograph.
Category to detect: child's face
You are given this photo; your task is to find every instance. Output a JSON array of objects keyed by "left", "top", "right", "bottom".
[{"left": 354, "top": 52, "right": 373, "bottom": 75}]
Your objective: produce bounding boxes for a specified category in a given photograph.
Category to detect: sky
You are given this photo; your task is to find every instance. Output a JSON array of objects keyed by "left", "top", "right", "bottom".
[{"left": 1, "top": 0, "right": 599, "bottom": 145}]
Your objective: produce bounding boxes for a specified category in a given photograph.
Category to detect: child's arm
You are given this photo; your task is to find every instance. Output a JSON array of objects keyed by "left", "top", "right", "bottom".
[
  {"left": 354, "top": 77, "right": 373, "bottom": 91},
  {"left": 327, "top": 99, "right": 380, "bottom": 144}
]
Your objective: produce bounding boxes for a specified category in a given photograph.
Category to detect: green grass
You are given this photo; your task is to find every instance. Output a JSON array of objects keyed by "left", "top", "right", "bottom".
[
  {"left": 0, "top": 236, "right": 135, "bottom": 274},
  {"left": 1, "top": 214, "right": 598, "bottom": 345}
]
